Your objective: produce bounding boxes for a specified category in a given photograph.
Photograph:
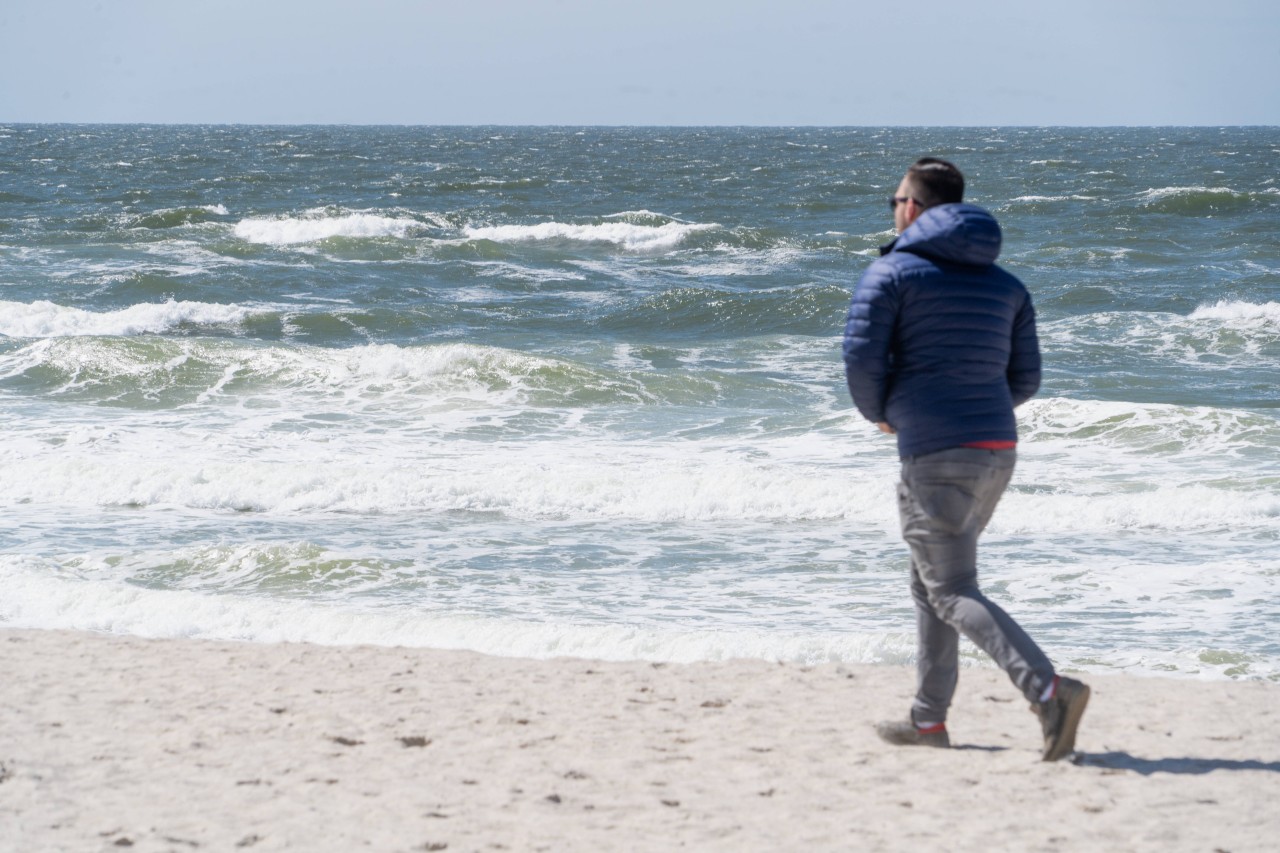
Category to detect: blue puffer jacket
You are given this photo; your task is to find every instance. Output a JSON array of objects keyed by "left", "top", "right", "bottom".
[{"left": 843, "top": 203, "right": 1040, "bottom": 458}]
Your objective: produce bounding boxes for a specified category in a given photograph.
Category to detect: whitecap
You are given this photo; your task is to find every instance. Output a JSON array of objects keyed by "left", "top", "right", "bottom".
[
  {"left": 233, "top": 209, "right": 433, "bottom": 245},
  {"left": 1188, "top": 300, "right": 1280, "bottom": 325},
  {"left": 463, "top": 219, "right": 717, "bottom": 251},
  {"left": 0, "top": 299, "right": 262, "bottom": 338},
  {"left": 1009, "top": 194, "right": 1097, "bottom": 203},
  {"left": 1137, "top": 185, "right": 1241, "bottom": 201}
]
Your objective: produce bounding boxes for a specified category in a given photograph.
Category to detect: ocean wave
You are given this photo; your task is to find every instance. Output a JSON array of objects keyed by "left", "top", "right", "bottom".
[
  {"left": 0, "top": 190, "right": 41, "bottom": 203},
  {"left": 0, "top": 440, "right": 883, "bottom": 521},
  {"left": 999, "top": 483, "right": 1280, "bottom": 536},
  {"left": 4, "top": 407, "right": 1277, "bottom": 532},
  {"left": 662, "top": 247, "right": 811, "bottom": 278},
  {"left": 1019, "top": 396, "right": 1279, "bottom": 456},
  {"left": 1135, "top": 185, "right": 1271, "bottom": 214},
  {"left": 0, "top": 299, "right": 261, "bottom": 338},
  {"left": 1008, "top": 194, "right": 1098, "bottom": 203},
  {"left": 463, "top": 218, "right": 718, "bottom": 251},
  {"left": 128, "top": 205, "right": 230, "bottom": 230},
  {"left": 1188, "top": 300, "right": 1280, "bottom": 325},
  {"left": 1140, "top": 185, "right": 1238, "bottom": 201},
  {"left": 233, "top": 209, "right": 441, "bottom": 245},
  {"left": 0, "top": 551, "right": 1273, "bottom": 678},
  {"left": 430, "top": 176, "right": 550, "bottom": 192},
  {"left": 599, "top": 282, "right": 851, "bottom": 337},
  {"left": 1042, "top": 303, "right": 1280, "bottom": 364},
  {"left": 0, "top": 553, "right": 914, "bottom": 665},
  {"left": 0, "top": 337, "right": 712, "bottom": 409},
  {"left": 1002, "top": 397, "right": 1280, "bottom": 532}
]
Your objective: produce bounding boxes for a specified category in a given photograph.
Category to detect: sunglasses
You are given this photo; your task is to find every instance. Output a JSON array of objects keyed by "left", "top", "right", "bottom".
[{"left": 889, "top": 196, "right": 919, "bottom": 211}]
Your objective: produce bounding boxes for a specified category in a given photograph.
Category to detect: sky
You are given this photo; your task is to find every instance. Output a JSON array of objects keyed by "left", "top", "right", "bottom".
[{"left": 2, "top": 0, "right": 1278, "bottom": 126}]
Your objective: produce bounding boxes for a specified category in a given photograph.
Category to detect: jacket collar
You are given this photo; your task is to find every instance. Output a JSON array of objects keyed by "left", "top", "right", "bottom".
[{"left": 881, "top": 204, "right": 1002, "bottom": 267}]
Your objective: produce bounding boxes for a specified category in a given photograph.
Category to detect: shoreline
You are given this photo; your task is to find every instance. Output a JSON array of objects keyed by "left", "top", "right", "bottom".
[{"left": 3, "top": 627, "right": 1278, "bottom": 851}]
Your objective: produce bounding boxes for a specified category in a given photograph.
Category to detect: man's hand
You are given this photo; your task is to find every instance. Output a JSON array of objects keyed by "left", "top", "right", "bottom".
[{"left": 877, "top": 422, "right": 896, "bottom": 434}]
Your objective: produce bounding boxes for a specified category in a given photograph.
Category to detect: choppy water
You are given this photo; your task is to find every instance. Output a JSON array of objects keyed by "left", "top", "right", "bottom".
[{"left": 2, "top": 125, "right": 1277, "bottom": 679}]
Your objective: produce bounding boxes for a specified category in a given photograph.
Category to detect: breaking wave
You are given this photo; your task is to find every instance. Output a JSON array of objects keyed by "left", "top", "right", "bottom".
[
  {"left": 233, "top": 209, "right": 441, "bottom": 244},
  {"left": 464, "top": 215, "right": 718, "bottom": 252},
  {"left": 0, "top": 299, "right": 263, "bottom": 339}
]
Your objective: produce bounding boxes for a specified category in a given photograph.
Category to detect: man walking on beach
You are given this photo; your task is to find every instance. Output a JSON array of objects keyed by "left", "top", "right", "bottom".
[{"left": 843, "top": 158, "right": 1089, "bottom": 761}]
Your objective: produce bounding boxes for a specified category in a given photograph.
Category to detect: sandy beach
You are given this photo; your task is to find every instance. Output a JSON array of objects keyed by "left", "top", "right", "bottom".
[{"left": 3, "top": 630, "right": 1278, "bottom": 851}]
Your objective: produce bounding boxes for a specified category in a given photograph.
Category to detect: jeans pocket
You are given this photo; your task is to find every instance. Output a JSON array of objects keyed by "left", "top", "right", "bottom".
[
  {"left": 901, "top": 462, "right": 981, "bottom": 535},
  {"left": 915, "top": 480, "right": 978, "bottom": 533}
]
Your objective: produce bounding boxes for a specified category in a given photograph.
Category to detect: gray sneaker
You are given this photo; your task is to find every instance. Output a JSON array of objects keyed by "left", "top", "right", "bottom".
[
  {"left": 1034, "top": 676, "right": 1090, "bottom": 761},
  {"left": 875, "top": 718, "right": 950, "bottom": 748}
]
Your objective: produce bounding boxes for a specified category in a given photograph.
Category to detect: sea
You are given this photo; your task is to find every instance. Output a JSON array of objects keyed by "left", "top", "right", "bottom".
[{"left": 2, "top": 125, "right": 1277, "bottom": 681}]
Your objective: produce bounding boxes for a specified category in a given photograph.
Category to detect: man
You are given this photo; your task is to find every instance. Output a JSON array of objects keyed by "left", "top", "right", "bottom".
[{"left": 843, "top": 157, "right": 1089, "bottom": 761}]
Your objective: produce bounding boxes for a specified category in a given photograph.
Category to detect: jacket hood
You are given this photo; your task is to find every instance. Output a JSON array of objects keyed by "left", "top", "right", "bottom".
[{"left": 887, "top": 203, "right": 1002, "bottom": 266}]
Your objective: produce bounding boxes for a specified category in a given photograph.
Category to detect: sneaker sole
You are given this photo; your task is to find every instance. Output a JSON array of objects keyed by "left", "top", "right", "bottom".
[
  {"left": 875, "top": 721, "right": 951, "bottom": 748},
  {"left": 1043, "top": 681, "right": 1090, "bottom": 762}
]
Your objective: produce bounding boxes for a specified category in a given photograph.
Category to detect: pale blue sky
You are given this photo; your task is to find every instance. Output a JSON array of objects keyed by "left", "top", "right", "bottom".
[{"left": 2, "top": 0, "right": 1277, "bottom": 125}]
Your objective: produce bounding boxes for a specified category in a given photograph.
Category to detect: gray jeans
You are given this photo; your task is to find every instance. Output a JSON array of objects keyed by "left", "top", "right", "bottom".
[{"left": 897, "top": 447, "right": 1054, "bottom": 723}]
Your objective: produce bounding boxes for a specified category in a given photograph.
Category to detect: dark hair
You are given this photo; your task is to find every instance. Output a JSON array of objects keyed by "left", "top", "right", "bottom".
[{"left": 906, "top": 157, "right": 965, "bottom": 208}]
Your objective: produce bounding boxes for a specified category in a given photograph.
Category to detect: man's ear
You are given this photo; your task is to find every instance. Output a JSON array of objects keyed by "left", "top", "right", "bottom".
[{"left": 904, "top": 198, "right": 923, "bottom": 228}]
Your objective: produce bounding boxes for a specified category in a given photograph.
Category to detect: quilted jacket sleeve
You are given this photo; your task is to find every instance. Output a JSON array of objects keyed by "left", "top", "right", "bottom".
[
  {"left": 842, "top": 262, "right": 899, "bottom": 424},
  {"left": 1007, "top": 291, "right": 1041, "bottom": 408}
]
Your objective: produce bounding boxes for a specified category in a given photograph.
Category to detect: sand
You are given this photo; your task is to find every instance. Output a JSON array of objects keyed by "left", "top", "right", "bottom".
[{"left": 2, "top": 628, "right": 1278, "bottom": 852}]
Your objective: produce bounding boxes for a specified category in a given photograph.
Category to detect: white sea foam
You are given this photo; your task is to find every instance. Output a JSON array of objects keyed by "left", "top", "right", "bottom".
[
  {"left": 665, "top": 247, "right": 808, "bottom": 278},
  {"left": 0, "top": 439, "right": 891, "bottom": 523},
  {"left": 161, "top": 203, "right": 228, "bottom": 217},
  {"left": 1136, "top": 185, "right": 1244, "bottom": 203},
  {"left": 463, "top": 220, "right": 717, "bottom": 251},
  {"left": 1018, "top": 396, "right": 1279, "bottom": 455},
  {"left": 277, "top": 342, "right": 594, "bottom": 397},
  {"left": 1188, "top": 300, "right": 1280, "bottom": 325},
  {"left": 0, "top": 550, "right": 1271, "bottom": 678},
  {"left": 3, "top": 400, "right": 1276, "bottom": 536},
  {"left": 0, "top": 336, "right": 687, "bottom": 416},
  {"left": 1008, "top": 194, "right": 1097, "bottom": 203},
  {"left": 0, "top": 299, "right": 262, "bottom": 338},
  {"left": 468, "top": 260, "right": 590, "bottom": 284},
  {"left": 233, "top": 210, "right": 435, "bottom": 245},
  {"left": 1042, "top": 304, "right": 1280, "bottom": 365},
  {"left": 122, "top": 204, "right": 232, "bottom": 223},
  {"left": 984, "top": 396, "right": 1280, "bottom": 537},
  {"left": 997, "top": 482, "right": 1280, "bottom": 536},
  {"left": 5, "top": 325, "right": 1273, "bottom": 534},
  {"left": 1139, "top": 185, "right": 1235, "bottom": 198},
  {"left": 0, "top": 553, "right": 913, "bottom": 665}
]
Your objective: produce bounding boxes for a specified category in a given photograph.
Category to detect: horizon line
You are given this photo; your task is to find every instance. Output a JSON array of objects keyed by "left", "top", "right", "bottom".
[{"left": 4, "top": 121, "right": 1278, "bottom": 129}]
